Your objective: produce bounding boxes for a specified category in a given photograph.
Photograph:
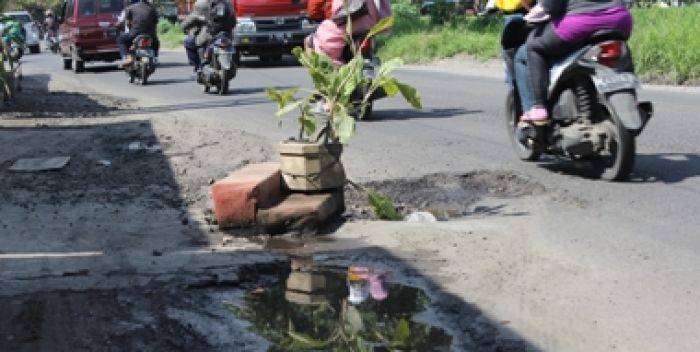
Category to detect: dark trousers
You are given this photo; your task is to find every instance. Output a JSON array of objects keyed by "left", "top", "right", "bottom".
[
  {"left": 184, "top": 35, "right": 200, "bottom": 70},
  {"left": 526, "top": 23, "right": 577, "bottom": 107}
]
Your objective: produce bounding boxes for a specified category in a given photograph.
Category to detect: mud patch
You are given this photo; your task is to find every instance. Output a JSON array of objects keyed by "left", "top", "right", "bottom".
[
  {"left": 0, "top": 121, "right": 180, "bottom": 208},
  {"left": 345, "top": 171, "right": 545, "bottom": 220},
  {"left": 1, "top": 74, "right": 133, "bottom": 119}
]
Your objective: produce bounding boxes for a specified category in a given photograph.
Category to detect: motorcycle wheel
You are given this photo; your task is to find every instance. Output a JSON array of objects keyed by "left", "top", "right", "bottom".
[
  {"left": 63, "top": 58, "right": 72, "bottom": 70},
  {"left": 218, "top": 70, "right": 228, "bottom": 95},
  {"left": 140, "top": 65, "right": 148, "bottom": 85},
  {"left": 506, "top": 89, "right": 540, "bottom": 161},
  {"left": 592, "top": 103, "right": 635, "bottom": 181},
  {"left": 204, "top": 85, "right": 210, "bottom": 93}
]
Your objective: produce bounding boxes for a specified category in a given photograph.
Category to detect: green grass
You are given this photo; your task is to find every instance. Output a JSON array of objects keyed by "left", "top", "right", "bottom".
[
  {"left": 158, "top": 20, "right": 185, "bottom": 48},
  {"left": 629, "top": 7, "right": 700, "bottom": 84},
  {"left": 378, "top": 5, "right": 700, "bottom": 84}
]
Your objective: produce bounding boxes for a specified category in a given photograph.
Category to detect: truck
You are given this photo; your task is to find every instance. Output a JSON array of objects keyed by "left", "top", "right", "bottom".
[
  {"left": 177, "top": 0, "right": 316, "bottom": 63},
  {"left": 234, "top": 0, "right": 316, "bottom": 62}
]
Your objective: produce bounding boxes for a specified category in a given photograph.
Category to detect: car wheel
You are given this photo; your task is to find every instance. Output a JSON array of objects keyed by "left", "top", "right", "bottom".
[{"left": 73, "top": 60, "right": 85, "bottom": 73}]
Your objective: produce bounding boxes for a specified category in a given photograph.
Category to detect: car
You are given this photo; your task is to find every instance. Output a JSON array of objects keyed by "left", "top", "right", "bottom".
[
  {"left": 3, "top": 11, "right": 41, "bottom": 54},
  {"left": 158, "top": 1, "right": 178, "bottom": 22},
  {"left": 57, "top": 0, "right": 124, "bottom": 73}
]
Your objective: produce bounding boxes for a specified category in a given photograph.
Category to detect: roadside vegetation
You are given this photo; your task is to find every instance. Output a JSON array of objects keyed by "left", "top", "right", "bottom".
[
  {"left": 378, "top": 2, "right": 700, "bottom": 84},
  {"left": 158, "top": 20, "right": 185, "bottom": 48}
]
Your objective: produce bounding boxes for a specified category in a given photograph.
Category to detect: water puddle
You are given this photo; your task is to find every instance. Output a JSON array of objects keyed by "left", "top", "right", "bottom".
[{"left": 226, "top": 257, "right": 452, "bottom": 351}]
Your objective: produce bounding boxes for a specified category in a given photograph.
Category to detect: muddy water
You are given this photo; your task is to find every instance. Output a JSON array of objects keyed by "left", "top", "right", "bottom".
[{"left": 227, "top": 258, "right": 452, "bottom": 351}]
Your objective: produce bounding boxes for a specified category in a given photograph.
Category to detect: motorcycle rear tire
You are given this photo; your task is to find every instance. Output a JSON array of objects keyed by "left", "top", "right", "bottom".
[
  {"left": 218, "top": 70, "right": 228, "bottom": 95},
  {"left": 506, "top": 89, "right": 540, "bottom": 161},
  {"left": 592, "top": 102, "right": 635, "bottom": 181},
  {"left": 140, "top": 65, "right": 148, "bottom": 85},
  {"left": 63, "top": 58, "right": 72, "bottom": 70}
]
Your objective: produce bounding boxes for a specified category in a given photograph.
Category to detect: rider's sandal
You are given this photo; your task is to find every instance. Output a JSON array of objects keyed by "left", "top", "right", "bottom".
[{"left": 522, "top": 106, "right": 550, "bottom": 126}]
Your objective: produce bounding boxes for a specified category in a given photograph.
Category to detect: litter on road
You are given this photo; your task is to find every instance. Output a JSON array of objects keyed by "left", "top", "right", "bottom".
[{"left": 9, "top": 156, "right": 70, "bottom": 172}]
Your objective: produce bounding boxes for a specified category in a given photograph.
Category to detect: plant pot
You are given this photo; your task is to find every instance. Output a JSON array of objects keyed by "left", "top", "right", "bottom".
[{"left": 278, "top": 140, "right": 346, "bottom": 191}]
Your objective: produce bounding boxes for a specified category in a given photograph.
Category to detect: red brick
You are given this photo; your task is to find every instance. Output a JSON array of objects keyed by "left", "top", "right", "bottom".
[
  {"left": 257, "top": 191, "right": 344, "bottom": 234},
  {"left": 210, "top": 162, "right": 281, "bottom": 228}
]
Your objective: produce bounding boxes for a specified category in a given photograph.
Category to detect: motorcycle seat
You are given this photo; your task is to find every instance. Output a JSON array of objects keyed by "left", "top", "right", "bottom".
[{"left": 585, "top": 29, "right": 628, "bottom": 45}]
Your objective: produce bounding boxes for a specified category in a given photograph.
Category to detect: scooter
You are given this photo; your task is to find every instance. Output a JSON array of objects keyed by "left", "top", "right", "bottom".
[
  {"left": 503, "top": 18, "right": 653, "bottom": 181},
  {"left": 197, "top": 32, "right": 237, "bottom": 95},
  {"left": 125, "top": 35, "right": 156, "bottom": 85},
  {"left": 45, "top": 31, "right": 59, "bottom": 54}
]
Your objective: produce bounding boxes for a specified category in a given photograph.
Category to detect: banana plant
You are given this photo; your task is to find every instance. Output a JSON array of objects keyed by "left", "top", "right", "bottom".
[{"left": 266, "top": 16, "right": 422, "bottom": 145}]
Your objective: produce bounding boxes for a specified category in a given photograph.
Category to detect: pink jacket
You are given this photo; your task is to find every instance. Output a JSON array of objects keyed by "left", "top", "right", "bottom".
[{"left": 313, "top": 0, "right": 391, "bottom": 65}]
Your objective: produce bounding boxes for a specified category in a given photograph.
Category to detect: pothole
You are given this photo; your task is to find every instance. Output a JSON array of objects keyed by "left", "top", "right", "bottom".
[
  {"left": 226, "top": 256, "right": 453, "bottom": 351},
  {"left": 345, "top": 171, "right": 545, "bottom": 220}
]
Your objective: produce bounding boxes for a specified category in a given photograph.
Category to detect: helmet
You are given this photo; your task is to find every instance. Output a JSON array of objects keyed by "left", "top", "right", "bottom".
[{"left": 193, "top": 0, "right": 210, "bottom": 14}]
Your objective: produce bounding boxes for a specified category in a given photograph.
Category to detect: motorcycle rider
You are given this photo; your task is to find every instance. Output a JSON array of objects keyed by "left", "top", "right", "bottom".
[
  {"left": 309, "top": 0, "right": 392, "bottom": 66},
  {"left": 303, "top": 0, "right": 332, "bottom": 54},
  {"left": 182, "top": 0, "right": 210, "bottom": 72},
  {"left": 118, "top": 0, "right": 159, "bottom": 68},
  {"left": 44, "top": 9, "right": 58, "bottom": 41},
  {"left": 521, "top": 0, "right": 633, "bottom": 125},
  {"left": 0, "top": 16, "right": 26, "bottom": 58},
  {"left": 202, "top": 0, "right": 236, "bottom": 65}
]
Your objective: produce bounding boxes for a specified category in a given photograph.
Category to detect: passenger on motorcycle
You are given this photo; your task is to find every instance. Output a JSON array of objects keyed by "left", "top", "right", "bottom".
[
  {"left": 182, "top": 0, "right": 210, "bottom": 72},
  {"left": 520, "top": 0, "right": 633, "bottom": 125},
  {"left": 44, "top": 10, "right": 58, "bottom": 39},
  {"left": 202, "top": 0, "right": 236, "bottom": 65},
  {"left": 118, "top": 0, "right": 159, "bottom": 68},
  {"left": 0, "top": 16, "right": 26, "bottom": 57},
  {"left": 309, "top": 0, "right": 392, "bottom": 66}
]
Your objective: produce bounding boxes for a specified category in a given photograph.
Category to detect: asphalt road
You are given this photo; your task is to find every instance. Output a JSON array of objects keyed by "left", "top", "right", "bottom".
[{"left": 13, "top": 50, "right": 700, "bottom": 350}]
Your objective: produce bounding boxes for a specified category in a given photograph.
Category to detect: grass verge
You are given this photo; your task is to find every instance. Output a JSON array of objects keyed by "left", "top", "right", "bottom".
[
  {"left": 158, "top": 20, "right": 185, "bottom": 48},
  {"left": 378, "top": 4, "right": 700, "bottom": 85}
]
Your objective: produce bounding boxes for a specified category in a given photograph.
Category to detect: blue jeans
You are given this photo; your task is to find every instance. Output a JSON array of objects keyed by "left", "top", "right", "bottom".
[
  {"left": 184, "top": 35, "right": 200, "bottom": 70},
  {"left": 514, "top": 44, "right": 534, "bottom": 112},
  {"left": 502, "top": 14, "right": 524, "bottom": 86}
]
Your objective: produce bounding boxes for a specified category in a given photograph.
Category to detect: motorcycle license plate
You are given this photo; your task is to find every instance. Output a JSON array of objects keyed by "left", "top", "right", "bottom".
[{"left": 593, "top": 73, "right": 639, "bottom": 93}]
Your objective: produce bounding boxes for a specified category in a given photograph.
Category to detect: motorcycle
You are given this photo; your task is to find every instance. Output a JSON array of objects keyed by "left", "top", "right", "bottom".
[
  {"left": 502, "top": 18, "right": 653, "bottom": 181},
  {"left": 45, "top": 31, "right": 59, "bottom": 54},
  {"left": 125, "top": 35, "right": 157, "bottom": 85},
  {"left": 197, "top": 32, "right": 237, "bottom": 95}
]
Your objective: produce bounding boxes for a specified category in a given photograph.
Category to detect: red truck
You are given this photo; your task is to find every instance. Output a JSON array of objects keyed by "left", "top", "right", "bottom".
[{"left": 233, "top": 0, "right": 316, "bottom": 62}]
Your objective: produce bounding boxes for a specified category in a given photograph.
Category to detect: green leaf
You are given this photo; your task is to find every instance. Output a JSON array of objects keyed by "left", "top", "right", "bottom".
[
  {"left": 391, "top": 319, "right": 411, "bottom": 346},
  {"left": 276, "top": 100, "right": 303, "bottom": 118},
  {"left": 299, "top": 112, "right": 317, "bottom": 136},
  {"left": 367, "top": 190, "right": 402, "bottom": 220},
  {"left": 378, "top": 57, "right": 403, "bottom": 77},
  {"left": 333, "top": 114, "right": 356, "bottom": 144},
  {"left": 345, "top": 305, "right": 364, "bottom": 334},
  {"left": 366, "top": 16, "right": 395, "bottom": 40},
  {"left": 397, "top": 82, "right": 422, "bottom": 109},
  {"left": 288, "top": 330, "right": 330, "bottom": 349},
  {"left": 266, "top": 87, "right": 299, "bottom": 109},
  {"left": 379, "top": 77, "right": 400, "bottom": 97}
]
